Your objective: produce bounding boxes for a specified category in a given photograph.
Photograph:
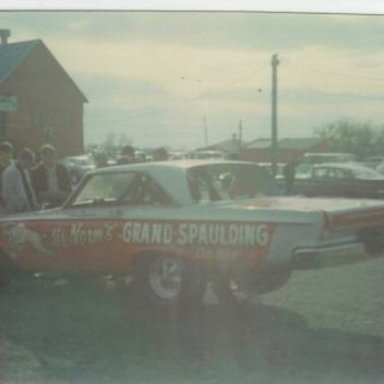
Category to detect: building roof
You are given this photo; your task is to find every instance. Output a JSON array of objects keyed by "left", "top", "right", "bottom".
[
  {"left": 0, "top": 39, "right": 39, "bottom": 85},
  {"left": 245, "top": 138, "right": 272, "bottom": 149},
  {"left": 199, "top": 138, "right": 242, "bottom": 153},
  {"left": 279, "top": 137, "right": 326, "bottom": 149},
  {"left": 245, "top": 137, "right": 325, "bottom": 150},
  {"left": 0, "top": 39, "right": 87, "bottom": 102}
]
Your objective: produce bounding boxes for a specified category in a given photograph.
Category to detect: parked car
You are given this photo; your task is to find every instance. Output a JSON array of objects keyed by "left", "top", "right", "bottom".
[
  {"left": 0, "top": 159, "right": 383, "bottom": 307},
  {"left": 292, "top": 162, "right": 384, "bottom": 199},
  {"left": 255, "top": 162, "right": 286, "bottom": 180},
  {"left": 296, "top": 152, "right": 356, "bottom": 175}
]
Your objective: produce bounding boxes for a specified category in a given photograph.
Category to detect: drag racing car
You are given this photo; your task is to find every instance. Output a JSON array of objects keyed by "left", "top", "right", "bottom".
[{"left": 0, "top": 159, "right": 383, "bottom": 306}]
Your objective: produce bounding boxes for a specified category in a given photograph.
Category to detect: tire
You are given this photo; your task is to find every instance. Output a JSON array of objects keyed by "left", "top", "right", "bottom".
[
  {"left": 250, "top": 267, "right": 291, "bottom": 295},
  {"left": 134, "top": 253, "right": 207, "bottom": 307}
]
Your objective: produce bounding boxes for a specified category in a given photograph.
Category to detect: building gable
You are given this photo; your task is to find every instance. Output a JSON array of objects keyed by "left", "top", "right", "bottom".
[
  {"left": 0, "top": 36, "right": 86, "bottom": 156},
  {"left": 0, "top": 39, "right": 87, "bottom": 102}
]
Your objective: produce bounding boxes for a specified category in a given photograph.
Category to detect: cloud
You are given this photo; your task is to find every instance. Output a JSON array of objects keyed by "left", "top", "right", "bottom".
[
  {"left": 77, "top": 74, "right": 168, "bottom": 108},
  {"left": 2, "top": 11, "right": 384, "bottom": 148},
  {"left": 4, "top": 11, "right": 384, "bottom": 51}
]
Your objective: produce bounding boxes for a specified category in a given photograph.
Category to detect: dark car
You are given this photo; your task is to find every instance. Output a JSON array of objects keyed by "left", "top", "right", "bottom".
[{"left": 293, "top": 162, "right": 384, "bottom": 199}]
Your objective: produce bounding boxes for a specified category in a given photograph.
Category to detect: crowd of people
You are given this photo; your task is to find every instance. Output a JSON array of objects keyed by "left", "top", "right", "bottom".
[
  {"left": 0, "top": 142, "right": 172, "bottom": 215},
  {"left": 0, "top": 142, "right": 72, "bottom": 215}
]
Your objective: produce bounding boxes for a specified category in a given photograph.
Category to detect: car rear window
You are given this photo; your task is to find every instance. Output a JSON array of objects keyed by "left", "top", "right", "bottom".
[{"left": 187, "top": 163, "right": 281, "bottom": 203}]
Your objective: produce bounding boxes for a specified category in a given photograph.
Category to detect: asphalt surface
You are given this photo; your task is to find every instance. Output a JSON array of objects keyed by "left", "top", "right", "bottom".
[{"left": 0, "top": 256, "right": 384, "bottom": 383}]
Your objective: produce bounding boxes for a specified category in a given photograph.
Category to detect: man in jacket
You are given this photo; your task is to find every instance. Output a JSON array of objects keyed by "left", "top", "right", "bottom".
[
  {"left": 2, "top": 147, "right": 38, "bottom": 213},
  {"left": 0, "top": 141, "right": 14, "bottom": 213},
  {"left": 32, "top": 144, "right": 71, "bottom": 207}
]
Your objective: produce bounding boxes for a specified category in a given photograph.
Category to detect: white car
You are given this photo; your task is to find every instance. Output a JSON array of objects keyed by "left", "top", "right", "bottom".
[{"left": 0, "top": 160, "right": 383, "bottom": 306}]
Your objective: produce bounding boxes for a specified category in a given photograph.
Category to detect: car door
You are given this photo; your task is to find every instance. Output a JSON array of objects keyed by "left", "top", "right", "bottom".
[
  {"left": 324, "top": 168, "right": 347, "bottom": 197},
  {"left": 336, "top": 169, "right": 357, "bottom": 197},
  {"left": 56, "top": 171, "right": 176, "bottom": 275},
  {"left": 297, "top": 166, "right": 329, "bottom": 197}
]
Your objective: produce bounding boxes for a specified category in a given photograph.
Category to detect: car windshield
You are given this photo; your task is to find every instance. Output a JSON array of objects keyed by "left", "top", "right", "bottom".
[
  {"left": 69, "top": 172, "right": 136, "bottom": 206},
  {"left": 187, "top": 163, "right": 281, "bottom": 203},
  {"left": 67, "top": 171, "right": 172, "bottom": 207}
]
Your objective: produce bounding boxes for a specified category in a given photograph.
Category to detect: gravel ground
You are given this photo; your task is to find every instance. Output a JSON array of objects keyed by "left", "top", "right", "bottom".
[{"left": 0, "top": 257, "right": 384, "bottom": 383}]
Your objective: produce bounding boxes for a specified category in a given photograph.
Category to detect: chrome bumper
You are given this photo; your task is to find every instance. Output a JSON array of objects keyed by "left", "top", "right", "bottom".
[{"left": 293, "top": 242, "right": 370, "bottom": 270}]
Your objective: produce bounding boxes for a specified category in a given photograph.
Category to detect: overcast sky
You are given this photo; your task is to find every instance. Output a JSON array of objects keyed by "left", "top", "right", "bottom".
[{"left": 2, "top": 10, "right": 384, "bottom": 149}]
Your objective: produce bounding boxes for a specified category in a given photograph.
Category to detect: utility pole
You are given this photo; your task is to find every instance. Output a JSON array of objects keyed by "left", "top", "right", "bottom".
[
  {"left": 238, "top": 119, "right": 243, "bottom": 148},
  {"left": 271, "top": 53, "right": 279, "bottom": 176},
  {"left": 203, "top": 116, "right": 208, "bottom": 146}
]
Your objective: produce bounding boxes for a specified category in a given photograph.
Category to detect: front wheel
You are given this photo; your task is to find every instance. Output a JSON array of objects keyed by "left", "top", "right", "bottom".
[{"left": 134, "top": 254, "right": 206, "bottom": 307}]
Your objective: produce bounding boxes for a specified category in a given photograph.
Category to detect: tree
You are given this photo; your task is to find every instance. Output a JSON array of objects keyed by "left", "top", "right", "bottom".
[
  {"left": 104, "top": 132, "right": 116, "bottom": 150},
  {"left": 314, "top": 119, "right": 384, "bottom": 160},
  {"left": 372, "top": 127, "right": 384, "bottom": 156}
]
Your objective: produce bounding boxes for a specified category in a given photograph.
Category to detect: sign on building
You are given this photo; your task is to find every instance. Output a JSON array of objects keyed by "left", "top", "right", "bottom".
[{"left": 0, "top": 96, "right": 17, "bottom": 111}]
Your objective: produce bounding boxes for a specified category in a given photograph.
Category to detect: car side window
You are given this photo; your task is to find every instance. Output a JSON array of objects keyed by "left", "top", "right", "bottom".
[
  {"left": 345, "top": 170, "right": 355, "bottom": 179},
  {"left": 189, "top": 175, "right": 219, "bottom": 203},
  {"left": 188, "top": 164, "right": 280, "bottom": 203},
  {"left": 331, "top": 169, "right": 352, "bottom": 179},
  {"left": 313, "top": 168, "right": 328, "bottom": 179},
  {"left": 328, "top": 169, "right": 342, "bottom": 179},
  {"left": 122, "top": 173, "right": 172, "bottom": 206}
]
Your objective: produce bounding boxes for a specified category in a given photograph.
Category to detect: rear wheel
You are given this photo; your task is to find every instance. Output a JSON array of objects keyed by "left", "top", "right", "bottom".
[{"left": 134, "top": 253, "right": 206, "bottom": 307}]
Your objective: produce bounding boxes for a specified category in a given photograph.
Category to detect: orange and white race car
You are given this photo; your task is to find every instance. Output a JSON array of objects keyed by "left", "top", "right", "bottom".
[{"left": 0, "top": 159, "right": 383, "bottom": 306}]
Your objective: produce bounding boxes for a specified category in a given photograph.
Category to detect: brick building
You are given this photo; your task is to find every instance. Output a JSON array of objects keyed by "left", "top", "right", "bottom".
[{"left": 0, "top": 30, "right": 87, "bottom": 156}]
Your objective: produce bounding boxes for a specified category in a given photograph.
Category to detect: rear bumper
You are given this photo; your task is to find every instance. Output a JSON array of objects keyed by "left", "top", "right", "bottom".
[{"left": 293, "top": 242, "right": 371, "bottom": 270}]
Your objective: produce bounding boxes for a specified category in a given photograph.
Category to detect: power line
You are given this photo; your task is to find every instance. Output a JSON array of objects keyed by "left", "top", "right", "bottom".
[{"left": 85, "top": 66, "right": 267, "bottom": 124}]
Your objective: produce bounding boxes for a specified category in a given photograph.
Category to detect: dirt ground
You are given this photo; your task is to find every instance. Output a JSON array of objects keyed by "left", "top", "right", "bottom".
[{"left": 0, "top": 257, "right": 384, "bottom": 383}]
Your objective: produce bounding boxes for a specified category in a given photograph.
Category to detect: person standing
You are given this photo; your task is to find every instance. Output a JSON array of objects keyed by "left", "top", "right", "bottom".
[
  {"left": 0, "top": 141, "right": 14, "bottom": 213},
  {"left": 152, "top": 147, "right": 168, "bottom": 161},
  {"left": 2, "top": 148, "right": 38, "bottom": 213},
  {"left": 0, "top": 141, "right": 14, "bottom": 171},
  {"left": 117, "top": 145, "right": 135, "bottom": 165},
  {"left": 31, "top": 144, "right": 71, "bottom": 207},
  {"left": 283, "top": 160, "right": 296, "bottom": 195}
]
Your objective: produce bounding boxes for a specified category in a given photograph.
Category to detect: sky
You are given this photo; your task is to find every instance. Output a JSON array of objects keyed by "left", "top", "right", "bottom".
[{"left": 2, "top": 9, "right": 384, "bottom": 150}]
